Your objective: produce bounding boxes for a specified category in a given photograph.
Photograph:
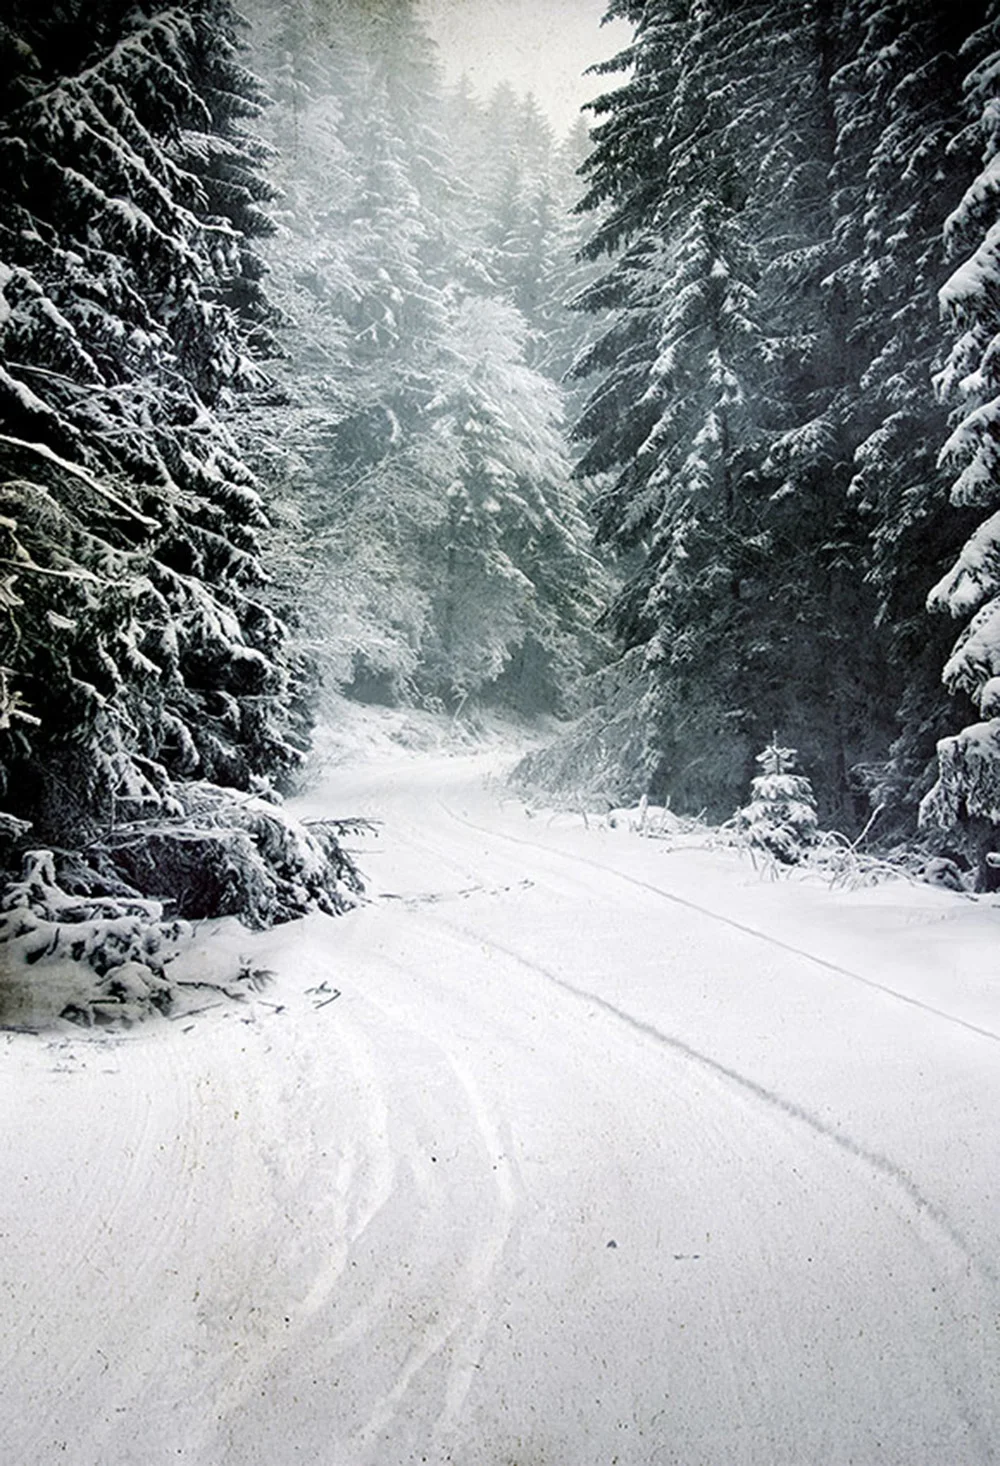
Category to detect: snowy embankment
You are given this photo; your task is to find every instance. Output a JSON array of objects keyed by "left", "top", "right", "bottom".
[{"left": 2, "top": 709, "right": 999, "bottom": 1465}]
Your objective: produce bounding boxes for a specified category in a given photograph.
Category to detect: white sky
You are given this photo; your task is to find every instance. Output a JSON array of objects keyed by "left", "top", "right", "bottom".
[{"left": 418, "top": 0, "right": 633, "bottom": 140}]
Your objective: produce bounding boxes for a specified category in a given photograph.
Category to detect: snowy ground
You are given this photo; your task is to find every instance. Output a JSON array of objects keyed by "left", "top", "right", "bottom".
[{"left": 3, "top": 712, "right": 1000, "bottom": 1465}]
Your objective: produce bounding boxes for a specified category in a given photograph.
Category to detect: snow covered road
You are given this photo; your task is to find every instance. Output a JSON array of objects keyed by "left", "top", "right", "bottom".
[{"left": 3, "top": 744, "right": 1000, "bottom": 1464}]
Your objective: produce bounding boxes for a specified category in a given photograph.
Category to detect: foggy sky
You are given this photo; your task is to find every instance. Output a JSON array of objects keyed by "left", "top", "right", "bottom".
[{"left": 418, "top": 0, "right": 632, "bottom": 139}]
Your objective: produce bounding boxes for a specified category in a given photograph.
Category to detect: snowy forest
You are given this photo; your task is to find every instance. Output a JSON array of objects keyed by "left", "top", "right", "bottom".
[{"left": 3, "top": 0, "right": 1000, "bottom": 1015}]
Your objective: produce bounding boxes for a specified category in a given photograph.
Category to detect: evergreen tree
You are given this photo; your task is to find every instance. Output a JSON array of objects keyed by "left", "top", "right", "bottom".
[
  {"left": 716, "top": 0, "right": 895, "bottom": 825},
  {"left": 569, "top": 0, "right": 986, "bottom": 827},
  {"left": 243, "top": 0, "right": 452, "bottom": 700},
  {"left": 438, "top": 81, "right": 601, "bottom": 394},
  {"left": 573, "top": 0, "right": 857, "bottom": 817},
  {"left": 245, "top": 0, "right": 606, "bottom": 715},
  {"left": 417, "top": 296, "right": 604, "bottom": 711},
  {"left": 0, "top": 0, "right": 298, "bottom": 844},
  {"left": 831, "top": 0, "right": 982, "bottom": 822},
  {"left": 735, "top": 738, "right": 819, "bottom": 864},
  {"left": 920, "top": 7, "right": 1000, "bottom": 881}
]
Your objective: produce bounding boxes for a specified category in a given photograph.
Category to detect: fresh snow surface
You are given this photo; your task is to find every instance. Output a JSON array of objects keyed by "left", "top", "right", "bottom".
[{"left": 3, "top": 718, "right": 1000, "bottom": 1465}]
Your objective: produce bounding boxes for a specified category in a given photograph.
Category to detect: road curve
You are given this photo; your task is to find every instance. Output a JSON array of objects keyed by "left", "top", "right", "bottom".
[{"left": 1, "top": 749, "right": 998, "bottom": 1465}]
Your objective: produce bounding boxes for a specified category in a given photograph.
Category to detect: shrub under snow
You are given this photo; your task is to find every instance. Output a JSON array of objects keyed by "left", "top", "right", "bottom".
[
  {"left": 0, "top": 850, "right": 184, "bottom": 1028},
  {"left": 100, "top": 783, "right": 364, "bottom": 929},
  {"left": 0, "top": 786, "right": 366, "bottom": 1028}
]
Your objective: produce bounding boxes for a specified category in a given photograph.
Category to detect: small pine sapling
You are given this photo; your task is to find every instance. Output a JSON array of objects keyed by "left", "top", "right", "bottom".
[{"left": 736, "top": 738, "right": 818, "bottom": 864}]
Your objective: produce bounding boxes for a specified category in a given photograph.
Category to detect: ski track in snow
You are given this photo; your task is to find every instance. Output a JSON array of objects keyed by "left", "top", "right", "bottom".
[{"left": 2, "top": 745, "right": 1000, "bottom": 1464}]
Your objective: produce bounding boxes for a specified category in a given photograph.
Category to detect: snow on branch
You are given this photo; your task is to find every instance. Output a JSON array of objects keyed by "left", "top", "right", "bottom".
[
  {"left": 921, "top": 719, "right": 1000, "bottom": 830},
  {"left": 928, "top": 508, "right": 1000, "bottom": 618},
  {"left": 0, "top": 434, "right": 159, "bottom": 529},
  {"left": 0, "top": 849, "right": 183, "bottom": 1028},
  {"left": 939, "top": 594, "right": 1000, "bottom": 699}
]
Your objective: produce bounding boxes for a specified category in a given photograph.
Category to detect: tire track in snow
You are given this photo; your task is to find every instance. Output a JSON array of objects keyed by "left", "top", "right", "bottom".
[
  {"left": 429, "top": 910, "right": 1000, "bottom": 1298},
  {"left": 429, "top": 1050, "right": 520, "bottom": 1457},
  {"left": 197, "top": 946, "right": 522, "bottom": 1465},
  {"left": 362, "top": 887, "right": 998, "bottom": 1464},
  {"left": 297, "top": 1021, "right": 397, "bottom": 1321},
  {"left": 187, "top": 1001, "right": 402, "bottom": 1449},
  {"left": 0, "top": 1023, "right": 223, "bottom": 1465},
  {"left": 341, "top": 969, "right": 522, "bottom": 1464},
  {"left": 292, "top": 757, "right": 1000, "bottom": 1460},
  {"left": 439, "top": 799, "right": 1000, "bottom": 1046},
  {"left": 351, "top": 771, "right": 998, "bottom": 1289}
]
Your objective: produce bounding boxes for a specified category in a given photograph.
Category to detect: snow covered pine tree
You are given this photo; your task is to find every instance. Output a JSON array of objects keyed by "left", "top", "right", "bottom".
[
  {"left": 570, "top": 0, "right": 896, "bottom": 822},
  {"left": 735, "top": 739, "right": 818, "bottom": 864},
  {"left": 0, "top": 0, "right": 360, "bottom": 1021},
  {"left": 920, "top": 10, "right": 1000, "bottom": 886}
]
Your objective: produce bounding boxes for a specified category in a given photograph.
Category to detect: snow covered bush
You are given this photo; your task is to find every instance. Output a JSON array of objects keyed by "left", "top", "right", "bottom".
[
  {"left": 0, "top": 850, "right": 184, "bottom": 1027},
  {"left": 99, "top": 784, "right": 364, "bottom": 928},
  {"left": 735, "top": 740, "right": 818, "bottom": 864},
  {"left": 0, "top": 790, "right": 364, "bottom": 1025}
]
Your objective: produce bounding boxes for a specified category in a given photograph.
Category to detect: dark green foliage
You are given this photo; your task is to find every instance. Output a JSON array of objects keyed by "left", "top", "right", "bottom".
[
  {"left": 917, "top": 6, "right": 1000, "bottom": 875},
  {"left": 571, "top": 0, "right": 882, "bottom": 822},
  {"left": 831, "top": 1, "right": 981, "bottom": 811}
]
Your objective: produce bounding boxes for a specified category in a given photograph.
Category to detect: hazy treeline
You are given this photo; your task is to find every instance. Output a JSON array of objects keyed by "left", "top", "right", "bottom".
[{"left": 2, "top": 0, "right": 1000, "bottom": 903}]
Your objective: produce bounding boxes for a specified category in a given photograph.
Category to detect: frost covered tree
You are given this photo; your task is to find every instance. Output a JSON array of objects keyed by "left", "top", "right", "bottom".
[
  {"left": 829, "top": 0, "right": 982, "bottom": 820},
  {"left": 571, "top": 2, "right": 762, "bottom": 810},
  {"left": 244, "top": 0, "right": 606, "bottom": 715},
  {"left": 0, "top": 1, "right": 321, "bottom": 864},
  {"left": 439, "top": 83, "right": 597, "bottom": 390},
  {"left": 571, "top": 0, "right": 880, "bottom": 817},
  {"left": 416, "top": 296, "right": 604, "bottom": 711},
  {"left": 241, "top": 0, "right": 451, "bottom": 699},
  {"left": 566, "top": 0, "right": 1000, "bottom": 828},
  {"left": 919, "top": 8, "right": 1000, "bottom": 882},
  {"left": 735, "top": 739, "right": 818, "bottom": 864}
]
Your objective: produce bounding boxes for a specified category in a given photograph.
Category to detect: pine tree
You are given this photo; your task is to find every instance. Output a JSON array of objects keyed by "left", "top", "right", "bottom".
[
  {"left": 242, "top": 0, "right": 453, "bottom": 700},
  {"left": 919, "top": 7, "right": 1000, "bottom": 882},
  {"left": 831, "top": 0, "right": 982, "bottom": 822},
  {"left": 736, "top": 738, "right": 819, "bottom": 864},
  {"left": 572, "top": 0, "right": 788, "bottom": 815},
  {"left": 416, "top": 296, "right": 604, "bottom": 711},
  {"left": 0, "top": 0, "right": 299, "bottom": 845},
  {"left": 569, "top": 0, "right": 977, "bottom": 825},
  {"left": 529, "top": 120, "right": 609, "bottom": 407},
  {"left": 244, "top": 0, "right": 606, "bottom": 715}
]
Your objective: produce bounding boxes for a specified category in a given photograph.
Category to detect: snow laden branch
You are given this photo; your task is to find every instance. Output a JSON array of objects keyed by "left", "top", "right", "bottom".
[
  {"left": 0, "top": 0, "right": 363, "bottom": 999},
  {"left": 922, "top": 17, "right": 1000, "bottom": 883}
]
